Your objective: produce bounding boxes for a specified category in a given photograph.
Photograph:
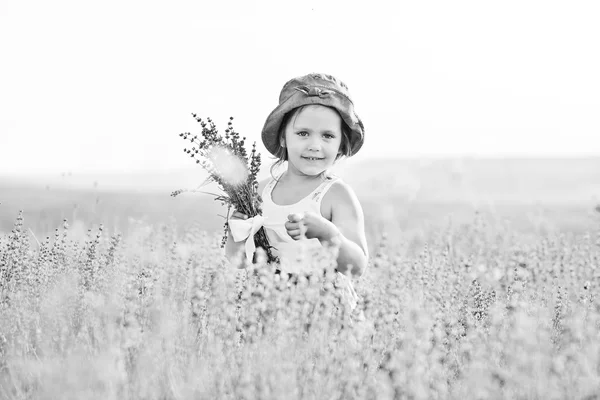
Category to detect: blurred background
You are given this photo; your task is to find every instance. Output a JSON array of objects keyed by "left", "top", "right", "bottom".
[
  {"left": 1, "top": 0, "right": 599, "bottom": 251},
  {"left": 2, "top": 157, "right": 599, "bottom": 256}
]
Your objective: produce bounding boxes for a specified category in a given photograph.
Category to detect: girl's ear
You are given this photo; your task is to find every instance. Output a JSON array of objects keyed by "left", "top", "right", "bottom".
[{"left": 280, "top": 138, "right": 286, "bottom": 148}]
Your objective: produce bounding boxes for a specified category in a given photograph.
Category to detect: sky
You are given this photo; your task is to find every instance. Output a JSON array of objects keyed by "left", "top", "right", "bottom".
[{"left": 0, "top": 0, "right": 599, "bottom": 176}]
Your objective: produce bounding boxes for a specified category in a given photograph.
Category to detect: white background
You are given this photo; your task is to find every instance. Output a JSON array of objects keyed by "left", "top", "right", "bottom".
[{"left": 1, "top": 0, "right": 599, "bottom": 175}]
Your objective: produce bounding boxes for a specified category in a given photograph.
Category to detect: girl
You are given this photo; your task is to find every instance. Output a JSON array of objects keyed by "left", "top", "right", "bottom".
[{"left": 226, "top": 73, "right": 368, "bottom": 293}]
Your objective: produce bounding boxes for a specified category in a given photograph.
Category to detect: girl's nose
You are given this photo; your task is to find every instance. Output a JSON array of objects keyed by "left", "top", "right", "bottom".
[{"left": 307, "top": 138, "right": 322, "bottom": 151}]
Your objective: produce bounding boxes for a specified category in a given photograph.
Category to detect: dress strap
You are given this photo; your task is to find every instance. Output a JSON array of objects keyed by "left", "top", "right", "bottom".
[
  {"left": 310, "top": 176, "right": 339, "bottom": 203},
  {"left": 262, "top": 171, "right": 284, "bottom": 201}
]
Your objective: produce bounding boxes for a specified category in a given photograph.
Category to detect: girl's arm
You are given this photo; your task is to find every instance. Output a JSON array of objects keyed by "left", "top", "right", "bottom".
[{"left": 323, "top": 182, "right": 369, "bottom": 277}]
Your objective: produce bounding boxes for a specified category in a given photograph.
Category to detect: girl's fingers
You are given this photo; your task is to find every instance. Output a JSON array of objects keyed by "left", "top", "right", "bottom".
[
  {"left": 287, "top": 229, "right": 302, "bottom": 238},
  {"left": 231, "top": 211, "right": 248, "bottom": 220},
  {"left": 288, "top": 228, "right": 307, "bottom": 240},
  {"left": 287, "top": 213, "right": 304, "bottom": 223},
  {"left": 285, "top": 221, "right": 301, "bottom": 230}
]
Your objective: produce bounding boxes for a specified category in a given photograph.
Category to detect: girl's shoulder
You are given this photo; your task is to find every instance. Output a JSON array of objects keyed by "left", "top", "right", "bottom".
[{"left": 322, "top": 179, "right": 362, "bottom": 210}]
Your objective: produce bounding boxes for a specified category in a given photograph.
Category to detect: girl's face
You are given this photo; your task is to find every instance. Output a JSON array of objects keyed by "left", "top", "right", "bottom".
[{"left": 282, "top": 105, "right": 343, "bottom": 177}]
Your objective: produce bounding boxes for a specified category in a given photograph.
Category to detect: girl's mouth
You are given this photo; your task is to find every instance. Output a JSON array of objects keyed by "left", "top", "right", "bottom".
[{"left": 302, "top": 156, "right": 324, "bottom": 161}]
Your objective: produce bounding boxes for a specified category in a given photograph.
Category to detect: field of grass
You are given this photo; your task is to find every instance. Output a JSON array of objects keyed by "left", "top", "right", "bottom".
[{"left": 1, "top": 157, "right": 600, "bottom": 399}]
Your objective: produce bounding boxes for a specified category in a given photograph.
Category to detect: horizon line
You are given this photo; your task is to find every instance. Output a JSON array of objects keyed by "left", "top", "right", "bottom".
[{"left": 1, "top": 153, "right": 599, "bottom": 178}]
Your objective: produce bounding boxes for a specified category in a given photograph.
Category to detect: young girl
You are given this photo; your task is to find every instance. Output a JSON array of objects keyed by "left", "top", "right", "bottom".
[{"left": 226, "top": 73, "right": 368, "bottom": 298}]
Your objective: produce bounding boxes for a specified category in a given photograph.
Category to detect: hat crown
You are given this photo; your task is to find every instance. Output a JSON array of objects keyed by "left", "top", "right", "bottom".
[{"left": 278, "top": 73, "right": 352, "bottom": 105}]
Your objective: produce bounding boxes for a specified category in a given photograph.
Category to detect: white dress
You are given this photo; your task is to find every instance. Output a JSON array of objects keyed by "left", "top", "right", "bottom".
[{"left": 261, "top": 170, "right": 359, "bottom": 310}]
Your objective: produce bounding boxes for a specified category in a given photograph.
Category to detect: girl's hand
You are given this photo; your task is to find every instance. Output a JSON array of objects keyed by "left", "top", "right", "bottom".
[
  {"left": 229, "top": 210, "right": 248, "bottom": 221},
  {"left": 227, "top": 210, "right": 249, "bottom": 232},
  {"left": 285, "top": 212, "right": 339, "bottom": 242}
]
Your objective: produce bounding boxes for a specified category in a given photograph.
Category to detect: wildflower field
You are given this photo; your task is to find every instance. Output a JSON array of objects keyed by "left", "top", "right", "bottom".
[{"left": 1, "top": 158, "right": 600, "bottom": 399}]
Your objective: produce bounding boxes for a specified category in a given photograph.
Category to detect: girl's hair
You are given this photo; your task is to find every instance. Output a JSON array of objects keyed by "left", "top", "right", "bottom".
[{"left": 269, "top": 105, "right": 354, "bottom": 180}]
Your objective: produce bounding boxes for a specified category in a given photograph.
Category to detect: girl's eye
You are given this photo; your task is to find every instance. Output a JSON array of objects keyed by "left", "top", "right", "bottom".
[
  {"left": 296, "top": 131, "right": 308, "bottom": 137},
  {"left": 324, "top": 134, "right": 335, "bottom": 139}
]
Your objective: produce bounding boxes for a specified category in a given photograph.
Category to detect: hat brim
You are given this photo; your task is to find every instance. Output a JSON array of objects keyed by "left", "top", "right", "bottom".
[{"left": 261, "top": 92, "right": 364, "bottom": 157}]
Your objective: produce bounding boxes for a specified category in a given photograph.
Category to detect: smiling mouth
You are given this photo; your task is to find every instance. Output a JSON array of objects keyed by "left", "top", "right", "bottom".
[{"left": 302, "top": 156, "right": 324, "bottom": 161}]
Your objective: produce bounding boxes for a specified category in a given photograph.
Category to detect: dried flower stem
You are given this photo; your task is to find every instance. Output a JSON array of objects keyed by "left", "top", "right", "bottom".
[{"left": 173, "top": 115, "right": 278, "bottom": 264}]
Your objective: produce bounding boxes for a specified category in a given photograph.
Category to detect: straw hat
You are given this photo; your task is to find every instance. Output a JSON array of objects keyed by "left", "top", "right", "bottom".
[{"left": 261, "top": 73, "right": 365, "bottom": 156}]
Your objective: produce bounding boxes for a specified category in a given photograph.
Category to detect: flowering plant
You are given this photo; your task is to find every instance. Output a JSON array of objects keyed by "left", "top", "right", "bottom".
[{"left": 171, "top": 114, "right": 278, "bottom": 264}]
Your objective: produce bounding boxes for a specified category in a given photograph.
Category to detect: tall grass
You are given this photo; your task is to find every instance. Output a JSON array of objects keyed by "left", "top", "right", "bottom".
[{"left": 1, "top": 210, "right": 600, "bottom": 399}]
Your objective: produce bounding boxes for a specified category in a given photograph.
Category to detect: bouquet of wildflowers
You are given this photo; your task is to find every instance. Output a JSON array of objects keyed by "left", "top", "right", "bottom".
[{"left": 172, "top": 114, "right": 278, "bottom": 264}]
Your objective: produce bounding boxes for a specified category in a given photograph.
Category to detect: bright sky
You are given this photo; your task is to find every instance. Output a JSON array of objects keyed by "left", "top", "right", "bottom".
[{"left": 1, "top": 0, "right": 599, "bottom": 175}]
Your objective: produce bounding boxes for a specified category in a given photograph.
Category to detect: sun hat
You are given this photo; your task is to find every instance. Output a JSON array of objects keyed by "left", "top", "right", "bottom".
[{"left": 261, "top": 73, "right": 365, "bottom": 156}]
